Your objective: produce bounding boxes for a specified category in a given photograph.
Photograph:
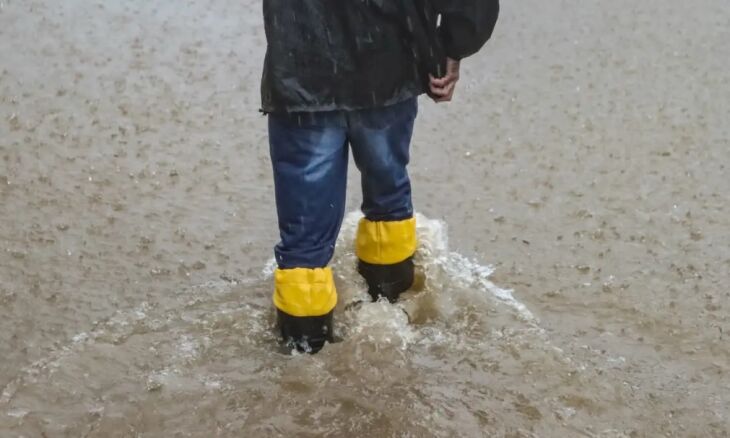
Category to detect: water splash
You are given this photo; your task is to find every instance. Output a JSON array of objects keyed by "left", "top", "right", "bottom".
[
  {"left": 1, "top": 212, "right": 556, "bottom": 437},
  {"left": 335, "top": 212, "right": 538, "bottom": 323},
  {"left": 258, "top": 212, "right": 539, "bottom": 348}
]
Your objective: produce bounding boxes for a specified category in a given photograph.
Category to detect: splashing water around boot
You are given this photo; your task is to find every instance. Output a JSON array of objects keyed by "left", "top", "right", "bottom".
[{"left": 1, "top": 213, "right": 564, "bottom": 437}]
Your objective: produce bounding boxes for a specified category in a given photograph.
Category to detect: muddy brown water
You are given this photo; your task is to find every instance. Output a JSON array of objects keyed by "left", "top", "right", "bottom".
[{"left": 1, "top": 0, "right": 729, "bottom": 436}]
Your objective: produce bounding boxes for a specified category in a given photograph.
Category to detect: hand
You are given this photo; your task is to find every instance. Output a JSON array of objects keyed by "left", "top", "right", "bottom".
[{"left": 429, "top": 58, "right": 461, "bottom": 103}]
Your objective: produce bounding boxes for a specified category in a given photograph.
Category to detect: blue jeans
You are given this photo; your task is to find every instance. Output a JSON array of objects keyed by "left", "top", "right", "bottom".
[{"left": 269, "top": 97, "right": 418, "bottom": 269}]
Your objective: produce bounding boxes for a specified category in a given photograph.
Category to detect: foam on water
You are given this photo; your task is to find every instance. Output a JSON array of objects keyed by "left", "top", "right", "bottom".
[
  {"left": 1, "top": 212, "right": 559, "bottom": 436},
  {"left": 335, "top": 213, "right": 540, "bottom": 338},
  {"left": 412, "top": 213, "right": 537, "bottom": 322},
  {"left": 3, "top": 212, "right": 536, "bottom": 385},
  {"left": 260, "top": 212, "right": 541, "bottom": 349}
]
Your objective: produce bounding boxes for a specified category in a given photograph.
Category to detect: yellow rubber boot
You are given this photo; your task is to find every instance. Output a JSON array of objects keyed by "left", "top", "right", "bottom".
[
  {"left": 355, "top": 217, "right": 417, "bottom": 302},
  {"left": 274, "top": 267, "right": 337, "bottom": 353}
]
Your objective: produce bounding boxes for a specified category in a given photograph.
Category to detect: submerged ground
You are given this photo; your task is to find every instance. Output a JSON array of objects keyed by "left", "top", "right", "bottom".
[{"left": 1, "top": 0, "right": 728, "bottom": 436}]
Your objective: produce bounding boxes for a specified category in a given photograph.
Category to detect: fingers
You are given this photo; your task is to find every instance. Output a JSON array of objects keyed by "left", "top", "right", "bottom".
[
  {"left": 429, "top": 74, "right": 450, "bottom": 88},
  {"left": 429, "top": 58, "right": 461, "bottom": 103},
  {"left": 429, "top": 71, "right": 458, "bottom": 103},
  {"left": 429, "top": 81, "right": 456, "bottom": 102},
  {"left": 429, "top": 72, "right": 459, "bottom": 88},
  {"left": 429, "top": 82, "right": 449, "bottom": 97}
]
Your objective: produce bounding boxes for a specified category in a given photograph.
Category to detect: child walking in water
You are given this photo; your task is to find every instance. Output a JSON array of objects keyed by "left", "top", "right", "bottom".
[{"left": 261, "top": 0, "right": 499, "bottom": 352}]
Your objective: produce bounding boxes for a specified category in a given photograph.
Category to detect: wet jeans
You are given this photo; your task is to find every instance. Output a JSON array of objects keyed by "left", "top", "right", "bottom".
[{"left": 269, "top": 97, "right": 418, "bottom": 269}]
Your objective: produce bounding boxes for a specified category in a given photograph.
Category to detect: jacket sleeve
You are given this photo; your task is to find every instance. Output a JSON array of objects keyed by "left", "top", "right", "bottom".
[{"left": 434, "top": 0, "right": 499, "bottom": 60}]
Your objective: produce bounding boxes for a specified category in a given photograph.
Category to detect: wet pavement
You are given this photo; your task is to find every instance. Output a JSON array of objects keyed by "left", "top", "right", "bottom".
[{"left": 1, "top": 0, "right": 729, "bottom": 436}]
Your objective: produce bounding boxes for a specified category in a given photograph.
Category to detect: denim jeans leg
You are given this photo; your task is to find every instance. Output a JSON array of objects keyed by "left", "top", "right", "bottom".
[
  {"left": 348, "top": 98, "right": 418, "bottom": 222},
  {"left": 268, "top": 113, "right": 349, "bottom": 269}
]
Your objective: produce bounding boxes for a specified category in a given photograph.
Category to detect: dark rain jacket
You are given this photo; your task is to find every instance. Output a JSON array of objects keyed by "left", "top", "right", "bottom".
[{"left": 261, "top": 0, "right": 499, "bottom": 113}]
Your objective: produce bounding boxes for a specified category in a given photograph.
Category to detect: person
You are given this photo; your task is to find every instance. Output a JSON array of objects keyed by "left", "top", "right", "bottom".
[{"left": 261, "top": 0, "right": 499, "bottom": 353}]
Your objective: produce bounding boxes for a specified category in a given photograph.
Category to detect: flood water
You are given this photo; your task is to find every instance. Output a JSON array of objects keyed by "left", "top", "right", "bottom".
[{"left": 1, "top": 0, "right": 729, "bottom": 436}]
